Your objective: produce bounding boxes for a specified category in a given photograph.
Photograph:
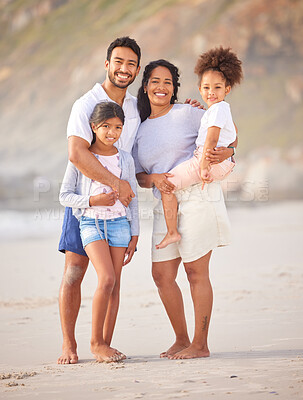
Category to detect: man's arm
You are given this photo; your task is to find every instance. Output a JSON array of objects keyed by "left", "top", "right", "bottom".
[{"left": 68, "top": 136, "right": 134, "bottom": 206}]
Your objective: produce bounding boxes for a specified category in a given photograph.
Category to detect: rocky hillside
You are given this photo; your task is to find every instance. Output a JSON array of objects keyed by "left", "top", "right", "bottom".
[{"left": 0, "top": 0, "right": 303, "bottom": 206}]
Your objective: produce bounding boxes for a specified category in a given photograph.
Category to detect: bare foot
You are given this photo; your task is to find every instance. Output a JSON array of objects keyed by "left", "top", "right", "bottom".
[
  {"left": 91, "top": 343, "right": 126, "bottom": 363},
  {"left": 160, "top": 339, "right": 191, "bottom": 358},
  {"left": 57, "top": 342, "right": 78, "bottom": 364},
  {"left": 168, "top": 343, "right": 210, "bottom": 360},
  {"left": 156, "top": 232, "right": 181, "bottom": 250}
]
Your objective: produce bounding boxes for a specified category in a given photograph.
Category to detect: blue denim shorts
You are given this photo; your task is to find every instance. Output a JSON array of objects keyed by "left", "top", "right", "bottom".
[
  {"left": 58, "top": 207, "right": 87, "bottom": 257},
  {"left": 80, "top": 216, "right": 131, "bottom": 248}
]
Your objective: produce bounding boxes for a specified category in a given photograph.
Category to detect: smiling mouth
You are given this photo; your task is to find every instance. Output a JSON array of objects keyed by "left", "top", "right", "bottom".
[
  {"left": 154, "top": 92, "right": 166, "bottom": 97},
  {"left": 116, "top": 73, "right": 130, "bottom": 80}
]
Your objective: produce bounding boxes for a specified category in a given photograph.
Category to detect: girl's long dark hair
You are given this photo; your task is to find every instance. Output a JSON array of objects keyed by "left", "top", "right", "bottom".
[
  {"left": 89, "top": 101, "right": 125, "bottom": 144},
  {"left": 137, "top": 59, "right": 180, "bottom": 122}
]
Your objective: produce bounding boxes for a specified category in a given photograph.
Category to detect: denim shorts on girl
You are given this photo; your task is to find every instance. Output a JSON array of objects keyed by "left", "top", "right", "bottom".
[{"left": 80, "top": 216, "right": 131, "bottom": 248}]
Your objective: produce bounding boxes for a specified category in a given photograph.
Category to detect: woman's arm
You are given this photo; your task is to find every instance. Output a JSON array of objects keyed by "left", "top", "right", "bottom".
[{"left": 136, "top": 172, "right": 175, "bottom": 194}]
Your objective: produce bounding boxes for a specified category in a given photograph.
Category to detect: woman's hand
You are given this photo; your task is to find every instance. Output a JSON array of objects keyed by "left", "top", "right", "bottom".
[
  {"left": 205, "top": 147, "right": 234, "bottom": 164},
  {"left": 123, "top": 236, "right": 138, "bottom": 266},
  {"left": 151, "top": 173, "right": 175, "bottom": 194},
  {"left": 89, "top": 191, "right": 118, "bottom": 207}
]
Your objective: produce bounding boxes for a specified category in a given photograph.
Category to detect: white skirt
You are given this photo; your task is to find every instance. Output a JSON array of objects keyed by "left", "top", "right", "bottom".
[{"left": 152, "top": 182, "right": 231, "bottom": 263}]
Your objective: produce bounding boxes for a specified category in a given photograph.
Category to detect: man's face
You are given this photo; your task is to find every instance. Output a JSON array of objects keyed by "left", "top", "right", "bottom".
[{"left": 105, "top": 46, "right": 140, "bottom": 89}]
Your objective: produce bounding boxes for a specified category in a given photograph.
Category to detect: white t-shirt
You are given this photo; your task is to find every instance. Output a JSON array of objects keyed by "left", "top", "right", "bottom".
[
  {"left": 196, "top": 101, "right": 236, "bottom": 148},
  {"left": 67, "top": 83, "right": 140, "bottom": 153}
]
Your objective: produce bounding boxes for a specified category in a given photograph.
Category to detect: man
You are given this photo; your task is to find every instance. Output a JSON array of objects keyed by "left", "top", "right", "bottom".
[{"left": 57, "top": 36, "right": 141, "bottom": 364}]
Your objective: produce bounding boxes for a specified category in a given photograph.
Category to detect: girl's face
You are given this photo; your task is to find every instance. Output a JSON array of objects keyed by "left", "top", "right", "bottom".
[
  {"left": 199, "top": 70, "right": 231, "bottom": 108},
  {"left": 145, "top": 66, "right": 174, "bottom": 108},
  {"left": 92, "top": 117, "right": 123, "bottom": 147}
]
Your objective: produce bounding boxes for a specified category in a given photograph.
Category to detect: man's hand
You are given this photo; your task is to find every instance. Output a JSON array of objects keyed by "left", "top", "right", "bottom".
[
  {"left": 205, "top": 147, "right": 234, "bottom": 164},
  {"left": 184, "top": 98, "right": 206, "bottom": 110},
  {"left": 123, "top": 236, "right": 138, "bottom": 266},
  {"left": 117, "top": 180, "right": 135, "bottom": 207},
  {"left": 152, "top": 173, "right": 175, "bottom": 194},
  {"left": 89, "top": 191, "right": 118, "bottom": 206}
]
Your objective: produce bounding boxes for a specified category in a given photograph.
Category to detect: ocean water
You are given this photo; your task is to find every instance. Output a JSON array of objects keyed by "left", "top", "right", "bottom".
[{"left": 0, "top": 209, "right": 64, "bottom": 240}]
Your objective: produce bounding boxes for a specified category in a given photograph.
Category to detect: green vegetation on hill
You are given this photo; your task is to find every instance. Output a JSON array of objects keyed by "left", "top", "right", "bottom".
[{"left": 0, "top": 0, "right": 302, "bottom": 181}]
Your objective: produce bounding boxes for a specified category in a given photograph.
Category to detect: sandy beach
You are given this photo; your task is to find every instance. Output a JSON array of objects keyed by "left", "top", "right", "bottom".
[{"left": 0, "top": 201, "right": 302, "bottom": 399}]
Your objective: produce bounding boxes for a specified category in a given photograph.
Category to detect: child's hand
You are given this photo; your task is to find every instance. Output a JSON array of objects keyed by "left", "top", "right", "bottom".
[
  {"left": 201, "top": 168, "right": 213, "bottom": 184},
  {"left": 123, "top": 236, "right": 138, "bottom": 266},
  {"left": 89, "top": 191, "right": 118, "bottom": 207}
]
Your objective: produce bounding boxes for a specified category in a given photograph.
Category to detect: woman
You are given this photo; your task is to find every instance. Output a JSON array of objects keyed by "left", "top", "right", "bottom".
[{"left": 132, "top": 59, "right": 235, "bottom": 359}]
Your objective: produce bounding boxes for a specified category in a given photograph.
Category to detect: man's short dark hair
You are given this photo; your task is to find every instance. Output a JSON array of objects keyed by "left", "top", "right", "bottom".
[{"left": 106, "top": 36, "right": 141, "bottom": 66}]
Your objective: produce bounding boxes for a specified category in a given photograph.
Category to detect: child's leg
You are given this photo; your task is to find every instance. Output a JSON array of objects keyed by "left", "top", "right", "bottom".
[
  {"left": 85, "top": 240, "right": 125, "bottom": 362},
  {"left": 103, "top": 246, "right": 126, "bottom": 347},
  {"left": 156, "top": 155, "right": 201, "bottom": 250},
  {"left": 209, "top": 159, "right": 235, "bottom": 181},
  {"left": 156, "top": 193, "right": 181, "bottom": 250}
]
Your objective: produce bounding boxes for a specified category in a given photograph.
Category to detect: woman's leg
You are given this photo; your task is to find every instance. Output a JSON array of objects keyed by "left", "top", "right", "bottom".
[
  {"left": 85, "top": 240, "right": 124, "bottom": 362},
  {"left": 169, "top": 251, "right": 213, "bottom": 359},
  {"left": 156, "top": 193, "right": 181, "bottom": 249},
  {"left": 152, "top": 258, "right": 191, "bottom": 357},
  {"left": 103, "top": 247, "right": 126, "bottom": 347}
]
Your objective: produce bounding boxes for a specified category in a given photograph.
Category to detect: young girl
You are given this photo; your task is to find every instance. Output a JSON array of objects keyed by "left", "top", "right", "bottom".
[
  {"left": 157, "top": 47, "right": 243, "bottom": 249},
  {"left": 59, "top": 101, "right": 139, "bottom": 362}
]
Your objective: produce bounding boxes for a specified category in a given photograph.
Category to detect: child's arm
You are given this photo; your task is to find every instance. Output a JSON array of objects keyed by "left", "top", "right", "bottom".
[
  {"left": 68, "top": 136, "right": 134, "bottom": 206},
  {"left": 200, "top": 126, "right": 220, "bottom": 183},
  {"left": 205, "top": 121, "right": 238, "bottom": 163},
  {"left": 59, "top": 161, "right": 117, "bottom": 209}
]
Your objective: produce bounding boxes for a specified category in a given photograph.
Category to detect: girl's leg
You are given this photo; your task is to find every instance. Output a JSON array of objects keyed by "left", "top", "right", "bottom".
[
  {"left": 169, "top": 251, "right": 213, "bottom": 359},
  {"left": 152, "top": 258, "right": 191, "bottom": 357},
  {"left": 103, "top": 246, "right": 126, "bottom": 347},
  {"left": 156, "top": 155, "right": 202, "bottom": 250},
  {"left": 85, "top": 240, "right": 124, "bottom": 362},
  {"left": 156, "top": 193, "right": 181, "bottom": 249}
]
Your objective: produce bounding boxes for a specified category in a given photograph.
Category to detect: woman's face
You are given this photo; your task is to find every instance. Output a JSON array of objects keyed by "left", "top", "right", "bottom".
[{"left": 145, "top": 66, "right": 174, "bottom": 107}]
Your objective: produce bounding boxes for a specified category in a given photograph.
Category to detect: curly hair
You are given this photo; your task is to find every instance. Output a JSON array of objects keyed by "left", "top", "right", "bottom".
[
  {"left": 137, "top": 59, "right": 180, "bottom": 122},
  {"left": 194, "top": 47, "right": 243, "bottom": 88}
]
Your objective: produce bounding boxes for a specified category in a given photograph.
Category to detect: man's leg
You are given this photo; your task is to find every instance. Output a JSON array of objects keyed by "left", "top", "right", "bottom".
[
  {"left": 57, "top": 251, "right": 89, "bottom": 364},
  {"left": 152, "top": 258, "right": 191, "bottom": 357},
  {"left": 169, "top": 251, "right": 213, "bottom": 359}
]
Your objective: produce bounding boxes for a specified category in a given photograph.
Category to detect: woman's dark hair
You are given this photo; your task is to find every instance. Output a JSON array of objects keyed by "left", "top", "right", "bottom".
[
  {"left": 106, "top": 36, "right": 141, "bottom": 67},
  {"left": 89, "top": 101, "right": 125, "bottom": 144},
  {"left": 194, "top": 46, "right": 243, "bottom": 88},
  {"left": 137, "top": 59, "right": 180, "bottom": 122}
]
